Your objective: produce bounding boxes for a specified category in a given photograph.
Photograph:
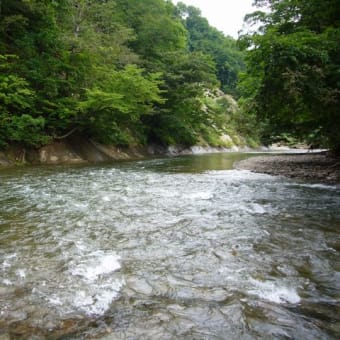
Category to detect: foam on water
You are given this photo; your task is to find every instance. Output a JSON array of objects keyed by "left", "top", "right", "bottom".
[
  {"left": 249, "top": 279, "right": 301, "bottom": 304},
  {"left": 185, "top": 192, "right": 213, "bottom": 200},
  {"left": 294, "top": 183, "right": 339, "bottom": 191},
  {"left": 44, "top": 252, "right": 124, "bottom": 315},
  {"left": 2, "top": 260, "right": 11, "bottom": 269},
  {"left": 246, "top": 203, "right": 267, "bottom": 214},
  {"left": 206, "top": 169, "right": 275, "bottom": 181},
  {"left": 102, "top": 195, "right": 111, "bottom": 202},
  {"left": 16, "top": 269, "right": 26, "bottom": 279},
  {"left": 70, "top": 253, "right": 121, "bottom": 282}
]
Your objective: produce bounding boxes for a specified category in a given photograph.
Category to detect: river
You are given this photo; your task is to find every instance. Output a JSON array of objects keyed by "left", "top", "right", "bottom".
[{"left": 0, "top": 153, "right": 339, "bottom": 339}]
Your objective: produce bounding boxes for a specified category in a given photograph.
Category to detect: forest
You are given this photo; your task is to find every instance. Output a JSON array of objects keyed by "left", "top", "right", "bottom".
[
  {"left": 0, "top": 0, "right": 339, "bottom": 153},
  {"left": 239, "top": 0, "right": 340, "bottom": 154}
]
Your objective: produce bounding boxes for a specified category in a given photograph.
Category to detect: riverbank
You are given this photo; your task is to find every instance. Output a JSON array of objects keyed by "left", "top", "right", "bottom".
[
  {"left": 0, "top": 136, "right": 255, "bottom": 168},
  {"left": 235, "top": 152, "right": 340, "bottom": 184},
  {"left": 2, "top": 140, "right": 339, "bottom": 186}
]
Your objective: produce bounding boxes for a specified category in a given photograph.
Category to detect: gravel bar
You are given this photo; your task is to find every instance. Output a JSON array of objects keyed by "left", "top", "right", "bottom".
[{"left": 235, "top": 152, "right": 340, "bottom": 184}]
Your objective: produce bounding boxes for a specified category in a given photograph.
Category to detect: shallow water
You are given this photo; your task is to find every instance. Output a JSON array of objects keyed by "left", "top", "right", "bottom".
[{"left": 0, "top": 153, "right": 339, "bottom": 339}]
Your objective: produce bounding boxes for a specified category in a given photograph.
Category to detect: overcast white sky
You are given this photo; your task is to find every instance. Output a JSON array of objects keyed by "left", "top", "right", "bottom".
[{"left": 172, "top": 0, "right": 256, "bottom": 38}]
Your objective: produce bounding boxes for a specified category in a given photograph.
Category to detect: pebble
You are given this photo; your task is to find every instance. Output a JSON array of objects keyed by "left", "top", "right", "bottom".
[{"left": 235, "top": 153, "right": 340, "bottom": 184}]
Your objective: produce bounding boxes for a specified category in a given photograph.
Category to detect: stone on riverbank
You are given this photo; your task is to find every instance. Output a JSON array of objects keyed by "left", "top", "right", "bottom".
[{"left": 235, "top": 153, "right": 340, "bottom": 184}]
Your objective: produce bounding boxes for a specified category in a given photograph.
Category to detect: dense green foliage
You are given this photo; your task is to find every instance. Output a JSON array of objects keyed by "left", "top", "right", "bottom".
[
  {"left": 176, "top": 3, "right": 245, "bottom": 96},
  {"left": 239, "top": 0, "right": 340, "bottom": 153},
  {"left": 0, "top": 0, "right": 246, "bottom": 149}
]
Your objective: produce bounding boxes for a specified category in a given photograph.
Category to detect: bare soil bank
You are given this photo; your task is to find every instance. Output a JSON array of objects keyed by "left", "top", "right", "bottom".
[{"left": 235, "top": 153, "right": 340, "bottom": 184}]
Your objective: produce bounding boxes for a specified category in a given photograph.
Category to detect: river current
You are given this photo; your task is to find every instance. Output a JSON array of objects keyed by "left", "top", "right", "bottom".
[{"left": 0, "top": 153, "right": 339, "bottom": 339}]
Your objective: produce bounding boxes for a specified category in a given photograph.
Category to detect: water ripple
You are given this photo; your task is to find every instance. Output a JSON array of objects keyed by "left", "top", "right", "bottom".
[{"left": 0, "top": 155, "right": 339, "bottom": 338}]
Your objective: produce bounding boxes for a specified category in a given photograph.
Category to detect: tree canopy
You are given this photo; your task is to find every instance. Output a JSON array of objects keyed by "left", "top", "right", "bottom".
[
  {"left": 176, "top": 2, "right": 245, "bottom": 96},
  {"left": 1, "top": 0, "right": 338, "bottom": 153},
  {"left": 0, "top": 0, "right": 246, "bottom": 149},
  {"left": 239, "top": 0, "right": 340, "bottom": 153}
]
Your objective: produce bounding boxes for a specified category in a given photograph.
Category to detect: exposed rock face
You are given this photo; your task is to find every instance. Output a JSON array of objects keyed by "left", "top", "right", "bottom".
[
  {"left": 0, "top": 136, "right": 253, "bottom": 168},
  {"left": 0, "top": 136, "right": 152, "bottom": 167},
  {"left": 0, "top": 152, "right": 11, "bottom": 166},
  {"left": 27, "top": 141, "right": 85, "bottom": 165},
  {"left": 0, "top": 141, "right": 255, "bottom": 168}
]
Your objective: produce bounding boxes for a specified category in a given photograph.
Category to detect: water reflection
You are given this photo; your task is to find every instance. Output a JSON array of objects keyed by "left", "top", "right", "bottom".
[
  {"left": 133, "top": 152, "right": 254, "bottom": 173},
  {"left": 0, "top": 153, "right": 339, "bottom": 338}
]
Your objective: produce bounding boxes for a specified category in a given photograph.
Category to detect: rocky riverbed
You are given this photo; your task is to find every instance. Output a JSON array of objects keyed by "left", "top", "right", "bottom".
[{"left": 235, "top": 152, "right": 340, "bottom": 184}]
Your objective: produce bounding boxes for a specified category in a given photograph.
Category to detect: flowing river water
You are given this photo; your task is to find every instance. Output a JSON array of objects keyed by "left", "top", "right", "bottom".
[{"left": 0, "top": 153, "right": 339, "bottom": 339}]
